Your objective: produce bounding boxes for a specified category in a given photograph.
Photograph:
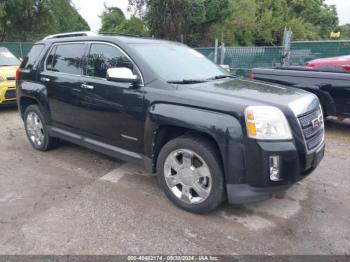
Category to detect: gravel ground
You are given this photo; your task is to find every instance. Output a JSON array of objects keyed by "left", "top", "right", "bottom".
[{"left": 0, "top": 107, "right": 349, "bottom": 255}]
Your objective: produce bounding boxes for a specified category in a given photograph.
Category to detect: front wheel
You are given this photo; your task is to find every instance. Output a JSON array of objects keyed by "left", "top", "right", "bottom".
[{"left": 157, "top": 135, "right": 225, "bottom": 214}]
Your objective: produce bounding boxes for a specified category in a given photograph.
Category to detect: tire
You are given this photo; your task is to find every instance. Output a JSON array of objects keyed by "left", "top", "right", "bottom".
[
  {"left": 24, "top": 105, "right": 59, "bottom": 151},
  {"left": 157, "top": 135, "right": 225, "bottom": 214}
]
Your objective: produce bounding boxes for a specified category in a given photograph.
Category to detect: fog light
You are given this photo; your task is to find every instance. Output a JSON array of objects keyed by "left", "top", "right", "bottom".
[{"left": 269, "top": 155, "right": 282, "bottom": 181}]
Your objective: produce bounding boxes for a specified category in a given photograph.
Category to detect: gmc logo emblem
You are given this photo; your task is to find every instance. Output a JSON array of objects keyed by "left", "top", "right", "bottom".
[{"left": 312, "top": 115, "right": 324, "bottom": 129}]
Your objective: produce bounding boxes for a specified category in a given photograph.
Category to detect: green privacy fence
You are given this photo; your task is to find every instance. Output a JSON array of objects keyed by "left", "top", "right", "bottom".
[
  {"left": 197, "top": 46, "right": 284, "bottom": 77},
  {"left": 224, "top": 46, "right": 283, "bottom": 68},
  {"left": 0, "top": 42, "right": 34, "bottom": 58},
  {"left": 1, "top": 40, "right": 350, "bottom": 75},
  {"left": 197, "top": 40, "right": 350, "bottom": 77},
  {"left": 289, "top": 40, "right": 350, "bottom": 65}
]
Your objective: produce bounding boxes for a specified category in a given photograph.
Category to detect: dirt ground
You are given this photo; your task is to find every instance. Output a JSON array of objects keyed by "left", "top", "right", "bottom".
[{"left": 0, "top": 107, "right": 349, "bottom": 255}]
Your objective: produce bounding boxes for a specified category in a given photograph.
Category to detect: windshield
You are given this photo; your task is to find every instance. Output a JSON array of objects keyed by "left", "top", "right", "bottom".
[
  {"left": 131, "top": 43, "right": 229, "bottom": 82},
  {"left": 0, "top": 49, "right": 20, "bottom": 66}
]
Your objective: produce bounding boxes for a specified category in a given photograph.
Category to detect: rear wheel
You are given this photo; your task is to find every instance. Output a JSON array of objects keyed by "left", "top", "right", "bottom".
[
  {"left": 157, "top": 135, "right": 225, "bottom": 213},
  {"left": 24, "top": 105, "right": 59, "bottom": 151}
]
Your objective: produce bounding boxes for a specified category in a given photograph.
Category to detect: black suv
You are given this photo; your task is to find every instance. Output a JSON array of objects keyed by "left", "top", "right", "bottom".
[{"left": 16, "top": 33, "right": 325, "bottom": 213}]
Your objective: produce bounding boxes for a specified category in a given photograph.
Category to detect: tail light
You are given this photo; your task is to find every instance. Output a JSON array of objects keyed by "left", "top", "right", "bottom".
[
  {"left": 342, "top": 65, "right": 350, "bottom": 71},
  {"left": 305, "top": 62, "right": 315, "bottom": 69},
  {"left": 249, "top": 71, "right": 254, "bottom": 80},
  {"left": 16, "top": 68, "right": 20, "bottom": 81}
]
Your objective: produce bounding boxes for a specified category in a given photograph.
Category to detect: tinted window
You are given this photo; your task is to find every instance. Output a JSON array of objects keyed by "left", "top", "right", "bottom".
[
  {"left": 46, "top": 46, "right": 56, "bottom": 71},
  {"left": 21, "top": 45, "right": 44, "bottom": 69},
  {"left": 50, "top": 44, "right": 85, "bottom": 75},
  {"left": 0, "top": 48, "right": 21, "bottom": 67},
  {"left": 86, "top": 44, "right": 134, "bottom": 78}
]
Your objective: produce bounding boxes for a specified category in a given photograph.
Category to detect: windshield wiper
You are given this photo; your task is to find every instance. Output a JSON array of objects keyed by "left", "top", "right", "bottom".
[
  {"left": 207, "top": 75, "right": 236, "bottom": 80},
  {"left": 167, "top": 75, "right": 235, "bottom": 84},
  {"left": 167, "top": 79, "right": 208, "bottom": 84}
]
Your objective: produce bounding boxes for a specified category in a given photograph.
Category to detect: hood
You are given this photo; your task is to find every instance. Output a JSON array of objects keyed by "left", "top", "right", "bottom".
[
  {"left": 0, "top": 66, "right": 18, "bottom": 79},
  {"left": 177, "top": 78, "right": 317, "bottom": 117},
  {"left": 187, "top": 78, "right": 309, "bottom": 105}
]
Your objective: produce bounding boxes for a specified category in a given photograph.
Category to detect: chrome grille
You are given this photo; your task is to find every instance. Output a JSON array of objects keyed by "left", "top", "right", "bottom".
[{"left": 298, "top": 108, "right": 324, "bottom": 151}]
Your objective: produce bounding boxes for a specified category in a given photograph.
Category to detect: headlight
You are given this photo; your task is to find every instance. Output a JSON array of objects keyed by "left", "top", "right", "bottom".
[
  {"left": 245, "top": 106, "right": 292, "bottom": 140},
  {"left": 0, "top": 76, "right": 5, "bottom": 81}
]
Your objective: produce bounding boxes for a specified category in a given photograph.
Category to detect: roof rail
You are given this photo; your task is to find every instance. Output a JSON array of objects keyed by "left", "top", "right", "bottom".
[
  {"left": 99, "top": 32, "right": 152, "bottom": 39},
  {"left": 43, "top": 31, "right": 98, "bottom": 40}
]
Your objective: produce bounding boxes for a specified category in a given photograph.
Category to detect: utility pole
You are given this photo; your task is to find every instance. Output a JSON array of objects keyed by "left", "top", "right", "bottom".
[
  {"left": 282, "top": 27, "right": 293, "bottom": 66},
  {"left": 214, "top": 39, "right": 219, "bottom": 64}
]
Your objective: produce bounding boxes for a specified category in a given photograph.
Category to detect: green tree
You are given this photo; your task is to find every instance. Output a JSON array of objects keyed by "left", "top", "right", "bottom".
[
  {"left": 146, "top": 0, "right": 206, "bottom": 40},
  {"left": 286, "top": 0, "right": 338, "bottom": 40},
  {"left": 339, "top": 24, "right": 350, "bottom": 40},
  {"left": 52, "top": 0, "right": 90, "bottom": 33},
  {"left": 129, "top": 0, "right": 340, "bottom": 46},
  {"left": 211, "top": 0, "right": 257, "bottom": 46},
  {"left": 139, "top": 0, "right": 230, "bottom": 46},
  {"left": 0, "top": 0, "right": 89, "bottom": 42},
  {"left": 100, "top": 7, "right": 126, "bottom": 33},
  {"left": 99, "top": 6, "right": 148, "bottom": 36},
  {"left": 115, "top": 16, "right": 149, "bottom": 36}
]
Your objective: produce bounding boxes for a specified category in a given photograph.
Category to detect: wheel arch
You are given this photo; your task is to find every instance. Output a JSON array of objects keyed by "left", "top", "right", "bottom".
[
  {"left": 145, "top": 103, "right": 246, "bottom": 185},
  {"left": 19, "top": 93, "right": 52, "bottom": 124},
  {"left": 19, "top": 96, "right": 40, "bottom": 118}
]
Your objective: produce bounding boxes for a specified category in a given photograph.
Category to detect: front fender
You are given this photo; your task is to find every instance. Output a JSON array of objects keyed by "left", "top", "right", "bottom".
[{"left": 145, "top": 103, "right": 245, "bottom": 184}]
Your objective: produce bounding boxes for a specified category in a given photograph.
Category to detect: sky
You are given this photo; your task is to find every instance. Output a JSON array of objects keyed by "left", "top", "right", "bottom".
[{"left": 72, "top": 0, "right": 350, "bottom": 32}]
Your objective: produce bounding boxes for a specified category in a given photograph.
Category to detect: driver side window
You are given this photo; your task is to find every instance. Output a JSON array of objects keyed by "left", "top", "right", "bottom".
[{"left": 86, "top": 43, "right": 134, "bottom": 79}]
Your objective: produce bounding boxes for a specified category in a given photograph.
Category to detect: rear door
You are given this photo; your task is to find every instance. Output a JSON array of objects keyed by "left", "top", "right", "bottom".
[
  {"left": 78, "top": 42, "right": 144, "bottom": 153},
  {"left": 40, "top": 42, "right": 88, "bottom": 131}
]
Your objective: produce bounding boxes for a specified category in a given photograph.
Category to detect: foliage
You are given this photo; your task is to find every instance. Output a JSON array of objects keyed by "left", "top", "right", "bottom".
[
  {"left": 100, "top": 7, "right": 126, "bottom": 33},
  {"left": 99, "top": 7, "right": 149, "bottom": 36},
  {"left": 52, "top": 0, "right": 90, "bottom": 33},
  {"left": 128, "top": 0, "right": 340, "bottom": 47},
  {"left": 141, "top": 0, "right": 230, "bottom": 46},
  {"left": 0, "top": 0, "right": 89, "bottom": 42},
  {"left": 115, "top": 16, "right": 149, "bottom": 36},
  {"left": 339, "top": 24, "right": 350, "bottom": 40}
]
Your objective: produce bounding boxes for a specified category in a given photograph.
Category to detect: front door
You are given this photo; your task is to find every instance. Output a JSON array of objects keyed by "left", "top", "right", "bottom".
[{"left": 79, "top": 43, "right": 144, "bottom": 154}]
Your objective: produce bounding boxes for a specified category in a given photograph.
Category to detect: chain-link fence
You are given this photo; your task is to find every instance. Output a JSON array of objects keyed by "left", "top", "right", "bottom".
[
  {"left": 196, "top": 40, "right": 350, "bottom": 77},
  {"left": 289, "top": 40, "right": 350, "bottom": 65},
  {"left": 0, "top": 42, "right": 34, "bottom": 58},
  {"left": 1, "top": 40, "right": 350, "bottom": 77}
]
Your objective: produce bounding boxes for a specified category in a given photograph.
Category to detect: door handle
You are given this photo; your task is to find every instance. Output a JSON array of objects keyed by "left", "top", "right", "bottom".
[
  {"left": 40, "top": 77, "right": 51, "bottom": 83},
  {"left": 81, "top": 84, "right": 94, "bottom": 90}
]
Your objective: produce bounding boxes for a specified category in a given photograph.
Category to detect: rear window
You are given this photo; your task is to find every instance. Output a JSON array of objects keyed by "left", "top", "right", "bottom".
[
  {"left": 21, "top": 44, "right": 44, "bottom": 70},
  {"left": 0, "top": 48, "right": 21, "bottom": 67},
  {"left": 47, "top": 43, "right": 86, "bottom": 75}
]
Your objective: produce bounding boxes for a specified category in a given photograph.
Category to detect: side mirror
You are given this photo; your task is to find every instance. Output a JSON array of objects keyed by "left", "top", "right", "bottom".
[{"left": 106, "top": 67, "right": 140, "bottom": 84}]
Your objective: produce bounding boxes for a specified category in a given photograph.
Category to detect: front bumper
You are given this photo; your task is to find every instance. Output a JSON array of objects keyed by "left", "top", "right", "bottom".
[
  {"left": 0, "top": 80, "right": 16, "bottom": 105},
  {"left": 227, "top": 184, "right": 292, "bottom": 204},
  {"left": 226, "top": 140, "right": 325, "bottom": 204}
]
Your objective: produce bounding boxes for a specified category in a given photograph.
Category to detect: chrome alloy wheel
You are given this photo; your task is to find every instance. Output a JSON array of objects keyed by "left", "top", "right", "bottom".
[
  {"left": 164, "top": 149, "right": 212, "bottom": 204},
  {"left": 26, "top": 112, "right": 45, "bottom": 147}
]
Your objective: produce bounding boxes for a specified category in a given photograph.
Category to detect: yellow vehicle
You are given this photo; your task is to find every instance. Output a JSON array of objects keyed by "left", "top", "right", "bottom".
[{"left": 0, "top": 47, "right": 20, "bottom": 106}]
